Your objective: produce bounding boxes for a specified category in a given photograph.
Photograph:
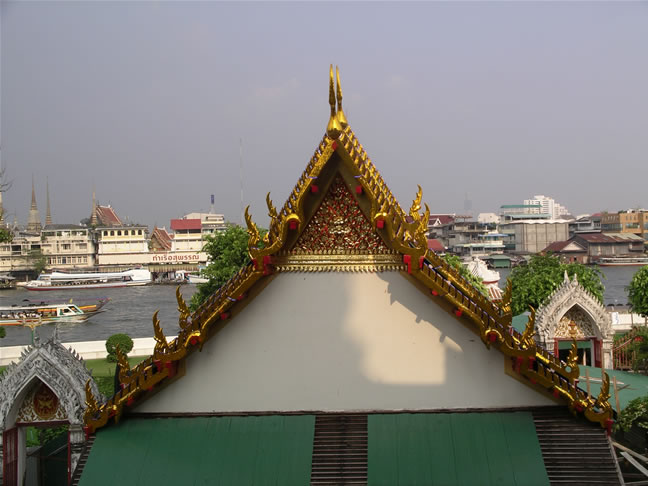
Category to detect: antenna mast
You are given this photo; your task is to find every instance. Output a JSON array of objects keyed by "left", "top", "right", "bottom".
[{"left": 239, "top": 137, "right": 244, "bottom": 225}]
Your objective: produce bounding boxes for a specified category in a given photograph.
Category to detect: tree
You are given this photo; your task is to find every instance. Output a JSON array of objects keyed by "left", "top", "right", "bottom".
[
  {"left": 628, "top": 266, "right": 648, "bottom": 317},
  {"left": 509, "top": 254, "right": 604, "bottom": 316},
  {"left": 28, "top": 249, "right": 48, "bottom": 275},
  {"left": 105, "top": 333, "right": 134, "bottom": 362},
  {"left": 0, "top": 327, "right": 5, "bottom": 339},
  {"left": 442, "top": 254, "right": 488, "bottom": 297},
  {"left": 189, "top": 224, "right": 266, "bottom": 311}
]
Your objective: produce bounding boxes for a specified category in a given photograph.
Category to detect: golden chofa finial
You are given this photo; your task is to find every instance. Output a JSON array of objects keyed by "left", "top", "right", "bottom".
[
  {"left": 326, "top": 64, "right": 342, "bottom": 139},
  {"left": 335, "top": 66, "right": 348, "bottom": 128}
]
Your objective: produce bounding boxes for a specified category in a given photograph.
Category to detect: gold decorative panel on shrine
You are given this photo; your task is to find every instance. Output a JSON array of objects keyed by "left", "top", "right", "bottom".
[
  {"left": 273, "top": 175, "right": 402, "bottom": 272},
  {"left": 293, "top": 175, "right": 391, "bottom": 254},
  {"left": 16, "top": 381, "right": 67, "bottom": 423}
]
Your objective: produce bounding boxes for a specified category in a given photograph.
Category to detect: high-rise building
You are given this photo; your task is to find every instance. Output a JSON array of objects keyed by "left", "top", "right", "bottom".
[{"left": 523, "top": 195, "right": 569, "bottom": 220}]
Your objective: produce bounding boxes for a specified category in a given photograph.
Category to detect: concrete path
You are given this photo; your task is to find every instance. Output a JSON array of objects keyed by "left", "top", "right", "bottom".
[{"left": 0, "top": 336, "right": 176, "bottom": 366}]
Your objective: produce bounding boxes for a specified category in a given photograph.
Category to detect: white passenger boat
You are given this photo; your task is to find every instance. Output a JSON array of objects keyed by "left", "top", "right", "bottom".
[
  {"left": 596, "top": 257, "right": 648, "bottom": 267},
  {"left": 187, "top": 274, "right": 209, "bottom": 284},
  {"left": 18, "top": 268, "right": 152, "bottom": 291},
  {"left": 0, "top": 303, "right": 90, "bottom": 326}
]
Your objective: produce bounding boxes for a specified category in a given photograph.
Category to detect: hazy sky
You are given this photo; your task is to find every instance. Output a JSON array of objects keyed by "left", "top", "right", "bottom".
[{"left": 1, "top": 1, "right": 647, "bottom": 230}]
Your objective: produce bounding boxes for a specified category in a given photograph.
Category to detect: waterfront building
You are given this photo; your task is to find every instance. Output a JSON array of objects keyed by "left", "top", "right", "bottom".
[
  {"left": 499, "top": 203, "right": 549, "bottom": 222},
  {"left": 542, "top": 240, "right": 588, "bottom": 264},
  {"left": 500, "top": 219, "right": 570, "bottom": 254},
  {"left": 601, "top": 209, "right": 648, "bottom": 240},
  {"left": 0, "top": 232, "right": 42, "bottom": 273},
  {"left": 542, "top": 232, "right": 645, "bottom": 264},
  {"left": 568, "top": 213, "right": 602, "bottom": 236},
  {"left": 95, "top": 224, "right": 149, "bottom": 268},
  {"left": 40, "top": 224, "right": 96, "bottom": 269},
  {"left": 434, "top": 217, "right": 497, "bottom": 254},
  {"left": 63, "top": 69, "right": 618, "bottom": 485}
]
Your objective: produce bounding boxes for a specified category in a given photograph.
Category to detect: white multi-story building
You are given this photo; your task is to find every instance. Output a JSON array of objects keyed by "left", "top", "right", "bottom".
[
  {"left": 523, "top": 195, "right": 570, "bottom": 220},
  {"left": 95, "top": 225, "right": 149, "bottom": 267},
  {"left": 0, "top": 232, "right": 42, "bottom": 272},
  {"left": 170, "top": 212, "right": 227, "bottom": 253},
  {"left": 40, "top": 224, "right": 96, "bottom": 269}
]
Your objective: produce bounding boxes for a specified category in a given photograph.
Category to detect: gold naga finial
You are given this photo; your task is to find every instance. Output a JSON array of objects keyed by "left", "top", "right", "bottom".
[
  {"left": 595, "top": 370, "right": 611, "bottom": 409},
  {"left": 410, "top": 185, "right": 423, "bottom": 216},
  {"left": 326, "top": 64, "right": 342, "bottom": 139},
  {"left": 152, "top": 310, "right": 170, "bottom": 354},
  {"left": 335, "top": 66, "right": 348, "bottom": 128},
  {"left": 244, "top": 206, "right": 261, "bottom": 251},
  {"left": 520, "top": 305, "right": 537, "bottom": 348},
  {"left": 115, "top": 344, "right": 131, "bottom": 383},
  {"left": 176, "top": 286, "right": 192, "bottom": 330},
  {"left": 500, "top": 279, "right": 513, "bottom": 315},
  {"left": 83, "top": 379, "right": 99, "bottom": 423},
  {"left": 566, "top": 338, "right": 580, "bottom": 374}
]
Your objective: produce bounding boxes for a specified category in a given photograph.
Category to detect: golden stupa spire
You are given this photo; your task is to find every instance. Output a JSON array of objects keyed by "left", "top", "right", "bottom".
[
  {"left": 335, "top": 66, "right": 348, "bottom": 128},
  {"left": 326, "top": 64, "right": 342, "bottom": 139}
]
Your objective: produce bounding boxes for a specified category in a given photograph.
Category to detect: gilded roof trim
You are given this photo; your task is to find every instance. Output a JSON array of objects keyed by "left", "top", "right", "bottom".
[{"left": 84, "top": 70, "right": 612, "bottom": 434}]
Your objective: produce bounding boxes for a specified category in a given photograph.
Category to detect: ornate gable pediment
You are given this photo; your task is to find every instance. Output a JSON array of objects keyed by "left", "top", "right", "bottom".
[
  {"left": 0, "top": 338, "right": 103, "bottom": 429},
  {"left": 82, "top": 66, "right": 613, "bottom": 434},
  {"left": 535, "top": 272, "right": 612, "bottom": 345}
]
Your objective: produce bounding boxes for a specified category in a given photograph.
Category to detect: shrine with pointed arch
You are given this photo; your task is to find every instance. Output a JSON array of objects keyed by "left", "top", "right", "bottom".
[
  {"left": 0, "top": 334, "right": 103, "bottom": 486},
  {"left": 534, "top": 272, "right": 614, "bottom": 369}
]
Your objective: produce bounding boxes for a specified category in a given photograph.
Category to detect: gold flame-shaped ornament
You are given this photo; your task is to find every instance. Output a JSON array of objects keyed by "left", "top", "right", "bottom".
[
  {"left": 152, "top": 310, "right": 170, "bottom": 354},
  {"left": 335, "top": 66, "right": 348, "bottom": 128},
  {"left": 83, "top": 380, "right": 99, "bottom": 423},
  {"left": 326, "top": 64, "right": 342, "bottom": 139}
]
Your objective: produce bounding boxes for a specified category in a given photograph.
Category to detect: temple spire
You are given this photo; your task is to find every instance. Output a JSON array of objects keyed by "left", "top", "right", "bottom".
[
  {"left": 90, "top": 186, "right": 98, "bottom": 226},
  {"left": 335, "top": 66, "right": 348, "bottom": 128},
  {"left": 326, "top": 64, "right": 342, "bottom": 139},
  {"left": 45, "top": 177, "right": 52, "bottom": 226},
  {"left": 27, "top": 175, "right": 41, "bottom": 233}
]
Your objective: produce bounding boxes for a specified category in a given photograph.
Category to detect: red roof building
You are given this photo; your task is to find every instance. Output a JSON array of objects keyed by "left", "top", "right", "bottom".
[
  {"left": 170, "top": 218, "right": 202, "bottom": 231},
  {"left": 150, "top": 227, "right": 172, "bottom": 252},
  {"left": 94, "top": 205, "right": 122, "bottom": 227}
]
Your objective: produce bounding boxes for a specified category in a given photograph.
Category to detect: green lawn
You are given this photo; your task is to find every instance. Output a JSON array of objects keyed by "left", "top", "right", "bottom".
[{"left": 84, "top": 356, "right": 147, "bottom": 377}]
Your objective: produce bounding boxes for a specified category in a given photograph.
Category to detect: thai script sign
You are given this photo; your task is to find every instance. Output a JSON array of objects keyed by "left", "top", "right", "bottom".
[{"left": 150, "top": 252, "right": 203, "bottom": 262}]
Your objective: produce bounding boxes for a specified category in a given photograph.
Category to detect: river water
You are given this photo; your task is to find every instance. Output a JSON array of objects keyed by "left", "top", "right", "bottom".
[
  {"left": 0, "top": 266, "right": 642, "bottom": 347},
  {"left": 0, "top": 284, "right": 198, "bottom": 347}
]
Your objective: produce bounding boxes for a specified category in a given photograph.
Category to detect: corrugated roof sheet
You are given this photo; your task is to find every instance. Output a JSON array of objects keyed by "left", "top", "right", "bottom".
[
  {"left": 368, "top": 412, "right": 550, "bottom": 486},
  {"left": 79, "top": 416, "right": 315, "bottom": 486}
]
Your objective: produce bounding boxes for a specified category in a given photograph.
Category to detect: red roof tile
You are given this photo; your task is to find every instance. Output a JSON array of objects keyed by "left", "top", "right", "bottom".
[
  {"left": 543, "top": 241, "right": 571, "bottom": 253},
  {"left": 427, "top": 238, "right": 445, "bottom": 252},
  {"left": 151, "top": 227, "right": 172, "bottom": 250},
  {"left": 171, "top": 218, "right": 202, "bottom": 231},
  {"left": 428, "top": 215, "right": 455, "bottom": 226},
  {"left": 96, "top": 206, "right": 122, "bottom": 226}
]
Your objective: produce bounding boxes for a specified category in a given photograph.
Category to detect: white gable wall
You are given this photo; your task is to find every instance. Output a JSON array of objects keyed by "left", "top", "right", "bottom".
[{"left": 138, "top": 272, "right": 553, "bottom": 413}]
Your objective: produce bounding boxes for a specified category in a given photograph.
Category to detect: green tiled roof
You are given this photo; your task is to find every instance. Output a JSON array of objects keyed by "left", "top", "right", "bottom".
[
  {"left": 368, "top": 412, "right": 549, "bottom": 486},
  {"left": 79, "top": 416, "right": 315, "bottom": 486},
  {"left": 80, "top": 412, "right": 552, "bottom": 485}
]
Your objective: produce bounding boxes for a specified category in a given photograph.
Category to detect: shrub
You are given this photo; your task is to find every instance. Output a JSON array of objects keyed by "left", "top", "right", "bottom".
[
  {"left": 105, "top": 333, "right": 133, "bottom": 363},
  {"left": 616, "top": 396, "right": 648, "bottom": 432}
]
